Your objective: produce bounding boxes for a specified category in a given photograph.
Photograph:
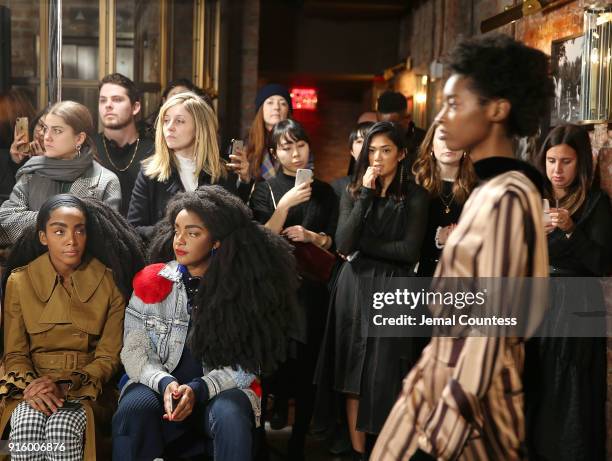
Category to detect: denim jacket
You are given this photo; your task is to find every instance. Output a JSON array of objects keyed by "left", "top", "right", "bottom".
[{"left": 120, "top": 261, "right": 261, "bottom": 425}]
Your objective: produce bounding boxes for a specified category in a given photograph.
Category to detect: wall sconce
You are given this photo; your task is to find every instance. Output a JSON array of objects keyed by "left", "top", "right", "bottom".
[
  {"left": 414, "top": 75, "right": 428, "bottom": 128},
  {"left": 580, "top": 3, "right": 611, "bottom": 123}
]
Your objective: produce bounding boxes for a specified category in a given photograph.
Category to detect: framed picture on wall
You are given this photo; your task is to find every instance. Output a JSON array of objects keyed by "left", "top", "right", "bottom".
[{"left": 551, "top": 33, "right": 584, "bottom": 126}]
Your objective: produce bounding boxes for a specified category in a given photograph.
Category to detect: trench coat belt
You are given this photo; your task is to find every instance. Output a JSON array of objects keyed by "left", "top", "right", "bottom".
[{"left": 31, "top": 351, "right": 94, "bottom": 371}]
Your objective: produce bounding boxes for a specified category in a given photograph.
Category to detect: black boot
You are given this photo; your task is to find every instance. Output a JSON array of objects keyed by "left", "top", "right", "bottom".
[{"left": 269, "top": 396, "right": 289, "bottom": 430}]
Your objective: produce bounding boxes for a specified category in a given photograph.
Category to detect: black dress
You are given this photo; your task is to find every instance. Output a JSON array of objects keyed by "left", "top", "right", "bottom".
[
  {"left": 250, "top": 172, "right": 338, "bottom": 451},
  {"left": 525, "top": 188, "right": 612, "bottom": 461},
  {"left": 417, "top": 180, "right": 463, "bottom": 277},
  {"left": 315, "top": 182, "right": 429, "bottom": 434},
  {"left": 250, "top": 172, "right": 338, "bottom": 340}
]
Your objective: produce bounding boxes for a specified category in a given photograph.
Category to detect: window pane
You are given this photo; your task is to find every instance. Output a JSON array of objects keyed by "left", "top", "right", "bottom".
[
  {"left": 61, "top": 1, "right": 99, "bottom": 119},
  {"left": 116, "top": 0, "right": 161, "bottom": 116},
  {"left": 61, "top": 1, "right": 99, "bottom": 80}
]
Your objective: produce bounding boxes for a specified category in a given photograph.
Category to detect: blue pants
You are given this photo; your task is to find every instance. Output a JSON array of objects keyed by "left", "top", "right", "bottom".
[{"left": 112, "top": 383, "right": 253, "bottom": 461}]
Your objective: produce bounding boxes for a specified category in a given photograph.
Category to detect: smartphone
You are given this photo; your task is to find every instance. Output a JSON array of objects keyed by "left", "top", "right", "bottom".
[
  {"left": 15, "top": 117, "right": 29, "bottom": 153},
  {"left": 295, "top": 168, "right": 313, "bottom": 187},
  {"left": 57, "top": 401, "right": 82, "bottom": 411},
  {"left": 542, "top": 198, "right": 552, "bottom": 225},
  {"left": 231, "top": 139, "right": 244, "bottom": 155}
]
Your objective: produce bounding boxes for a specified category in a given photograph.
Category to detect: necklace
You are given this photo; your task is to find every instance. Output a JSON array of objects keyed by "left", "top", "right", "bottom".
[
  {"left": 439, "top": 189, "right": 455, "bottom": 214},
  {"left": 102, "top": 137, "right": 140, "bottom": 172}
]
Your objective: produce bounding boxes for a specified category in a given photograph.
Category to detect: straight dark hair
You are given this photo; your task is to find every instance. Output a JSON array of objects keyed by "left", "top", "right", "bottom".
[
  {"left": 535, "top": 124, "right": 595, "bottom": 215},
  {"left": 348, "top": 121, "right": 409, "bottom": 200},
  {"left": 269, "top": 118, "right": 310, "bottom": 152}
]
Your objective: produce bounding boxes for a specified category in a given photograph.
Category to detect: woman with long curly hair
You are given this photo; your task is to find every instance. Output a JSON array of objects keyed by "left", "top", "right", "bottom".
[
  {"left": 0, "top": 194, "right": 144, "bottom": 461},
  {"left": 412, "top": 122, "right": 476, "bottom": 276},
  {"left": 113, "top": 186, "right": 299, "bottom": 461}
]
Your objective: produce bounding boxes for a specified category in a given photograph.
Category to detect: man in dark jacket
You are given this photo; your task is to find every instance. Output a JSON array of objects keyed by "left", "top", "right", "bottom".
[
  {"left": 94, "top": 73, "right": 154, "bottom": 216},
  {"left": 376, "top": 91, "right": 425, "bottom": 175}
]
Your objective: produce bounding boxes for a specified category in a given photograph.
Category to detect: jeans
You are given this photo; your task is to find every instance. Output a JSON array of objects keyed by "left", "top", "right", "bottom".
[{"left": 112, "top": 383, "right": 253, "bottom": 460}]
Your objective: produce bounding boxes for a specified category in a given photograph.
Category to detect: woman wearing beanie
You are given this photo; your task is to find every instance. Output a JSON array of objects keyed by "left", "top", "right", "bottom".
[
  {"left": 0, "top": 101, "right": 121, "bottom": 247},
  {"left": 245, "top": 83, "right": 292, "bottom": 180}
]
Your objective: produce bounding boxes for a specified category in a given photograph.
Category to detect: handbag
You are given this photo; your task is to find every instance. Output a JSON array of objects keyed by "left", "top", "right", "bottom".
[{"left": 267, "top": 183, "right": 337, "bottom": 283}]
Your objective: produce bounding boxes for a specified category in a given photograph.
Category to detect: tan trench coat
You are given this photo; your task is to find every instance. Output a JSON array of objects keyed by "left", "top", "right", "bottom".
[{"left": 0, "top": 253, "right": 125, "bottom": 460}]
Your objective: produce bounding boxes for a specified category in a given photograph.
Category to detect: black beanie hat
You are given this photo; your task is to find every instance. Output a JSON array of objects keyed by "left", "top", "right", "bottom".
[
  {"left": 255, "top": 84, "right": 292, "bottom": 113},
  {"left": 377, "top": 91, "right": 407, "bottom": 114}
]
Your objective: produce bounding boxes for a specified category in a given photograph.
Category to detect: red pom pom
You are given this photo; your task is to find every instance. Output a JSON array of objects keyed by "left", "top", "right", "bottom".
[
  {"left": 132, "top": 263, "right": 174, "bottom": 304},
  {"left": 249, "top": 379, "right": 262, "bottom": 398}
]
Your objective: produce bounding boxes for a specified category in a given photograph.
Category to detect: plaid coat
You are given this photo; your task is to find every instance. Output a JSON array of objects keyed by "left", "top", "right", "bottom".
[{"left": 0, "top": 161, "right": 120, "bottom": 246}]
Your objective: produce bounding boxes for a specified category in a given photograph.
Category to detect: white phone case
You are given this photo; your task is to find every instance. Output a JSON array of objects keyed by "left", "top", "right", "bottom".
[{"left": 295, "top": 169, "right": 313, "bottom": 187}]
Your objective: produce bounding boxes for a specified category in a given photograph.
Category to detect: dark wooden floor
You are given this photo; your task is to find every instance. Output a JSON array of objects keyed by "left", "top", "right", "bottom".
[{"left": 265, "top": 423, "right": 350, "bottom": 461}]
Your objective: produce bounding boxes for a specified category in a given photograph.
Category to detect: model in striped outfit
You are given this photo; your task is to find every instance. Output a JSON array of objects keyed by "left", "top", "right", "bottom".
[{"left": 372, "top": 34, "right": 554, "bottom": 461}]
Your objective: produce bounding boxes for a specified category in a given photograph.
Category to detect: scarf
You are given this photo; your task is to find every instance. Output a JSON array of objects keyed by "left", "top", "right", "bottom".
[{"left": 15, "top": 148, "right": 94, "bottom": 210}]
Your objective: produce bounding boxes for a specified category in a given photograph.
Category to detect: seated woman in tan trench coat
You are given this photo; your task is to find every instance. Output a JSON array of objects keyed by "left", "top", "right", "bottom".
[{"left": 0, "top": 194, "right": 144, "bottom": 460}]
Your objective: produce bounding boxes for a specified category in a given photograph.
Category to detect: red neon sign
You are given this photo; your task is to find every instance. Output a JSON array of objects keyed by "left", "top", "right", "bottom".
[{"left": 290, "top": 87, "right": 318, "bottom": 111}]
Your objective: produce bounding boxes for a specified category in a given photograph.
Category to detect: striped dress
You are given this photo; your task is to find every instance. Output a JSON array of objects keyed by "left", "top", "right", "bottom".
[{"left": 371, "top": 158, "right": 549, "bottom": 460}]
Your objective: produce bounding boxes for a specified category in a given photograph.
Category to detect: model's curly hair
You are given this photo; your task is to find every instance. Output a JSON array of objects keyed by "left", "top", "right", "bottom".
[
  {"left": 148, "top": 186, "right": 299, "bottom": 374},
  {"left": 2, "top": 195, "right": 145, "bottom": 301},
  {"left": 448, "top": 33, "right": 554, "bottom": 138}
]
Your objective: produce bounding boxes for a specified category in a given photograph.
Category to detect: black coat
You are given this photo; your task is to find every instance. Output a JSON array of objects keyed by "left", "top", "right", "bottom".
[
  {"left": 525, "top": 188, "right": 612, "bottom": 461},
  {"left": 93, "top": 133, "right": 155, "bottom": 216},
  {"left": 127, "top": 167, "right": 251, "bottom": 240}
]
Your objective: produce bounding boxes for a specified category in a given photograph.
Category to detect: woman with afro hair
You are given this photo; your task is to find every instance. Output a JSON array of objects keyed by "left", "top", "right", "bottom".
[
  {"left": 372, "top": 34, "right": 553, "bottom": 460},
  {"left": 112, "top": 186, "right": 299, "bottom": 461},
  {"left": 0, "top": 194, "right": 145, "bottom": 461}
]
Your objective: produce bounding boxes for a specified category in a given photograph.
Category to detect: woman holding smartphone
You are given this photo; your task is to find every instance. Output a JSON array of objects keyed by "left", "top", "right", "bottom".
[
  {"left": 250, "top": 119, "right": 337, "bottom": 460},
  {"left": 525, "top": 124, "right": 611, "bottom": 461},
  {"left": 127, "top": 92, "right": 252, "bottom": 240},
  {"left": 316, "top": 121, "right": 428, "bottom": 460},
  {"left": 0, "top": 194, "right": 144, "bottom": 460},
  {"left": 0, "top": 101, "right": 121, "bottom": 247},
  {"left": 113, "top": 187, "right": 297, "bottom": 461}
]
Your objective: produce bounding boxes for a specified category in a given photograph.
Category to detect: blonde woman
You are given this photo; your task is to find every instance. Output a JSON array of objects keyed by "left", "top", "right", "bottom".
[
  {"left": 127, "top": 92, "right": 251, "bottom": 239},
  {"left": 0, "top": 100, "right": 120, "bottom": 246}
]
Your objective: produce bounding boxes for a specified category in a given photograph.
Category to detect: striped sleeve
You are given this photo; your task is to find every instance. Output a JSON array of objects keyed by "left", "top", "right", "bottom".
[{"left": 416, "top": 192, "right": 530, "bottom": 459}]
